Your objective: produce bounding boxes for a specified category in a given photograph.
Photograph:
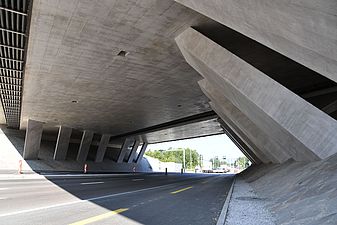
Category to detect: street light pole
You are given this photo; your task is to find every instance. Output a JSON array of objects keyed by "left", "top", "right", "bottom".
[
  {"left": 189, "top": 149, "right": 192, "bottom": 169},
  {"left": 183, "top": 148, "right": 186, "bottom": 172}
]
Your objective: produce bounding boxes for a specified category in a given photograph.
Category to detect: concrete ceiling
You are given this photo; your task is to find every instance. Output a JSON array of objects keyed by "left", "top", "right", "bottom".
[
  {"left": 20, "top": 0, "right": 219, "bottom": 138},
  {"left": 143, "top": 118, "right": 223, "bottom": 144}
]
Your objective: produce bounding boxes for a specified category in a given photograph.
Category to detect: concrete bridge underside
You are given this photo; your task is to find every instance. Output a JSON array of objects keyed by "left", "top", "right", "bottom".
[{"left": 0, "top": 0, "right": 336, "bottom": 171}]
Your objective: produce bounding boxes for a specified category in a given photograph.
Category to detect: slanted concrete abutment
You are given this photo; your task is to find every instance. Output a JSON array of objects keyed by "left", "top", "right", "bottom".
[{"left": 176, "top": 27, "right": 337, "bottom": 163}]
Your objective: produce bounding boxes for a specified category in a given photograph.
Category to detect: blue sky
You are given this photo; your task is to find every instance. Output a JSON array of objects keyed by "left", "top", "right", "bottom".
[{"left": 147, "top": 134, "right": 244, "bottom": 161}]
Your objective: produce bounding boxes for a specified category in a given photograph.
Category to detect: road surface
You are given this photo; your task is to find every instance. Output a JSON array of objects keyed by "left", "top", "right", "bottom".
[{"left": 0, "top": 173, "right": 233, "bottom": 225}]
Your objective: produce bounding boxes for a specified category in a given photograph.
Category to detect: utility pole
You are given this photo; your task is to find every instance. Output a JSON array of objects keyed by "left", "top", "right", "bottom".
[
  {"left": 183, "top": 148, "right": 186, "bottom": 171},
  {"left": 189, "top": 149, "right": 192, "bottom": 169}
]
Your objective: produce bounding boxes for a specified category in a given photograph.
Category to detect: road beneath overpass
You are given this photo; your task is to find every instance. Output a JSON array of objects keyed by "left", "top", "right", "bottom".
[{"left": 0, "top": 173, "right": 233, "bottom": 225}]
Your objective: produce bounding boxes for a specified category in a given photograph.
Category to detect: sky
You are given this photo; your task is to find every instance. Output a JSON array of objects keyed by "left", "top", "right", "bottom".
[{"left": 147, "top": 134, "right": 244, "bottom": 161}]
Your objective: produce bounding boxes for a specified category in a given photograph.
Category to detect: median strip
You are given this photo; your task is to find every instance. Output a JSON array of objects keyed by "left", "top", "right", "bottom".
[
  {"left": 68, "top": 208, "right": 128, "bottom": 225},
  {"left": 170, "top": 186, "right": 192, "bottom": 194}
]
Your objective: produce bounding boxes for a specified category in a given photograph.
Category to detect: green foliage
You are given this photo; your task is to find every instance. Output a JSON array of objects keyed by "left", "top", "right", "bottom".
[
  {"left": 235, "top": 156, "right": 250, "bottom": 169},
  {"left": 145, "top": 148, "right": 200, "bottom": 169},
  {"left": 209, "top": 156, "right": 228, "bottom": 169}
]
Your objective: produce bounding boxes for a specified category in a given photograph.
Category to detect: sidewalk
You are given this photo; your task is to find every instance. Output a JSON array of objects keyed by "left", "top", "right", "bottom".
[{"left": 225, "top": 178, "right": 276, "bottom": 225}]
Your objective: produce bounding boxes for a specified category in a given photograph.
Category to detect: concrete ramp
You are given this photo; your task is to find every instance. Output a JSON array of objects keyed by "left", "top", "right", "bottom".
[{"left": 239, "top": 156, "right": 337, "bottom": 224}]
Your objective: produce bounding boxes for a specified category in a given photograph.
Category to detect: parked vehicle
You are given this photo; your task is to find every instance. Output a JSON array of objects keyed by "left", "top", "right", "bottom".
[{"left": 213, "top": 167, "right": 226, "bottom": 173}]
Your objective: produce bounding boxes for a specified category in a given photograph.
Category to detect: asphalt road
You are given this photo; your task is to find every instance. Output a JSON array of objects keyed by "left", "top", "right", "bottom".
[{"left": 0, "top": 173, "right": 233, "bottom": 225}]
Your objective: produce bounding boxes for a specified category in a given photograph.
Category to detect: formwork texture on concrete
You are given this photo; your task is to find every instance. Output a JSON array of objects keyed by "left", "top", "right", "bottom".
[{"left": 21, "top": 0, "right": 221, "bottom": 140}]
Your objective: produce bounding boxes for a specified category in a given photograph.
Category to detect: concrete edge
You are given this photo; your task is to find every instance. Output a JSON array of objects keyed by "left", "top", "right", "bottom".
[{"left": 216, "top": 176, "right": 236, "bottom": 225}]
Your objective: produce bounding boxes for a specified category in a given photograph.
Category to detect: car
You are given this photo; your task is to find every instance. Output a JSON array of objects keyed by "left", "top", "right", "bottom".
[{"left": 213, "top": 167, "right": 226, "bottom": 173}]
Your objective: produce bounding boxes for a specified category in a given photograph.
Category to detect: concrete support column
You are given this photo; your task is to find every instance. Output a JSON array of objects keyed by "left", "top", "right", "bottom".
[
  {"left": 117, "top": 138, "right": 135, "bottom": 163},
  {"left": 95, "top": 134, "right": 110, "bottom": 163},
  {"left": 199, "top": 79, "right": 287, "bottom": 163},
  {"left": 176, "top": 28, "right": 337, "bottom": 162},
  {"left": 53, "top": 126, "right": 72, "bottom": 161},
  {"left": 76, "top": 130, "right": 94, "bottom": 162},
  {"left": 23, "top": 119, "right": 43, "bottom": 160},
  {"left": 136, "top": 142, "right": 148, "bottom": 164},
  {"left": 127, "top": 140, "right": 141, "bottom": 163}
]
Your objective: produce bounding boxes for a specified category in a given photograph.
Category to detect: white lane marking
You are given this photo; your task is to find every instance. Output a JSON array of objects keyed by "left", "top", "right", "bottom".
[
  {"left": 0, "top": 188, "right": 9, "bottom": 191},
  {"left": 132, "top": 179, "right": 144, "bottom": 181},
  {"left": 80, "top": 181, "right": 104, "bottom": 185},
  {"left": 0, "top": 197, "right": 7, "bottom": 200},
  {"left": 43, "top": 174, "right": 133, "bottom": 177},
  {"left": 0, "top": 182, "right": 176, "bottom": 218}
]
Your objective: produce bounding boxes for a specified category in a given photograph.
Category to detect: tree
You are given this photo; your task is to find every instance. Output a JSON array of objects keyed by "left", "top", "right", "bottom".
[
  {"left": 235, "top": 156, "right": 250, "bottom": 169},
  {"left": 145, "top": 148, "right": 200, "bottom": 169}
]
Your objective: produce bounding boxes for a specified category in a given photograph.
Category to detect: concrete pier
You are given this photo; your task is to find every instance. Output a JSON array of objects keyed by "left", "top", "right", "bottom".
[
  {"left": 128, "top": 140, "right": 141, "bottom": 163},
  {"left": 95, "top": 134, "right": 110, "bottom": 163},
  {"left": 77, "top": 131, "right": 94, "bottom": 162},
  {"left": 53, "top": 126, "right": 72, "bottom": 161},
  {"left": 23, "top": 119, "right": 43, "bottom": 160},
  {"left": 136, "top": 142, "right": 148, "bottom": 164},
  {"left": 117, "top": 138, "right": 135, "bottom": 163}
]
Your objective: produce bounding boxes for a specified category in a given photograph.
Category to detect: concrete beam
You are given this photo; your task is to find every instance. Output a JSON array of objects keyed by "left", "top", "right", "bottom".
[
  {"left": 175, "top": 0, "right": 337, "bottom": 84},
  {"left": 322, "top": 100, "right": 337, "bottom": 115},
  {"left": 95, "top": 134, "right": 110, "bottom": 163},
  {"left": 176, "top": 28, "right": 337, "bottom": 161},
  {"left": 53, "top": 126, "right": 72, "bottom": 161},
  {"left": 23, "top": 119, "right": 43, "bottom": 160},
  {"left": 199, "top": 79, "right": 289, "bottom": 163},
  {"left": 301, "top": 86, "right": 337, "bottom": 99},
  {"left": 76, "top": 130, "right": 94, "bottom": 162},
  {"left": 136, "top": 142, "right": 148, "bottom": 164},
  {"left": 117, "top": 138, "right": 135, "bottom": 163},
  {"left": 217, "top": 118, "right": 261, "bottom": 165},
  {"left": 127, "top": 140, "right": 141, "bottom": 163}
]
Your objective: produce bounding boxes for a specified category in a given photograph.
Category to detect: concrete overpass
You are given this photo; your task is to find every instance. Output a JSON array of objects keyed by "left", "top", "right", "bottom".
[
  {"left": 2, "top": 0, "right": 334, "bottom": 167},
  {"left": 0, "top": 0, "right": 336, "bottom": 224}
]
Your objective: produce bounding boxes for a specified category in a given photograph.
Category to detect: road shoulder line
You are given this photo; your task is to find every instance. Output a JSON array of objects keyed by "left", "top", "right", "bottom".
[{"left": 216, "top": 176, "right": 236, "bottom": 225}]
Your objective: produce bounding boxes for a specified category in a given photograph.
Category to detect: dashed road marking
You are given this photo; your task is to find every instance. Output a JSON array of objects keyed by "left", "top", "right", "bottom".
[
  {"left": 132, "top": 179, "right": 144, "bottom": 181},
  {"left": 0, "top": 182, "right": 178, "bottom": 218},
  {"left": 68, "top": 208, "right": 128, "bottom": 225},
  {"left": 170, "top": 186, "right": 193, "bottom": 194},
  {"left": 80, "top": 182, "right": 104, "bottom": 185}
]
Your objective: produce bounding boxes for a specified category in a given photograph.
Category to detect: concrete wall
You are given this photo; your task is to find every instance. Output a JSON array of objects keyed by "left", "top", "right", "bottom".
[{"left": 175, "top": 27, "right": 337, "bottom": 163}]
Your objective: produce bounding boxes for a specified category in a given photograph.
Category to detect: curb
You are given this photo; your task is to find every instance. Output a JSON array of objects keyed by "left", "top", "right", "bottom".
[{"left": 216, "top": 177, "right": 236, "bottom": 225}]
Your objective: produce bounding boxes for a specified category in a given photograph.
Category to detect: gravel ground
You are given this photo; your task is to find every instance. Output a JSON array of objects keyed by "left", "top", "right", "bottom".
[{"left": 225, "top": 178, "right": 276, "bottom": 225}]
